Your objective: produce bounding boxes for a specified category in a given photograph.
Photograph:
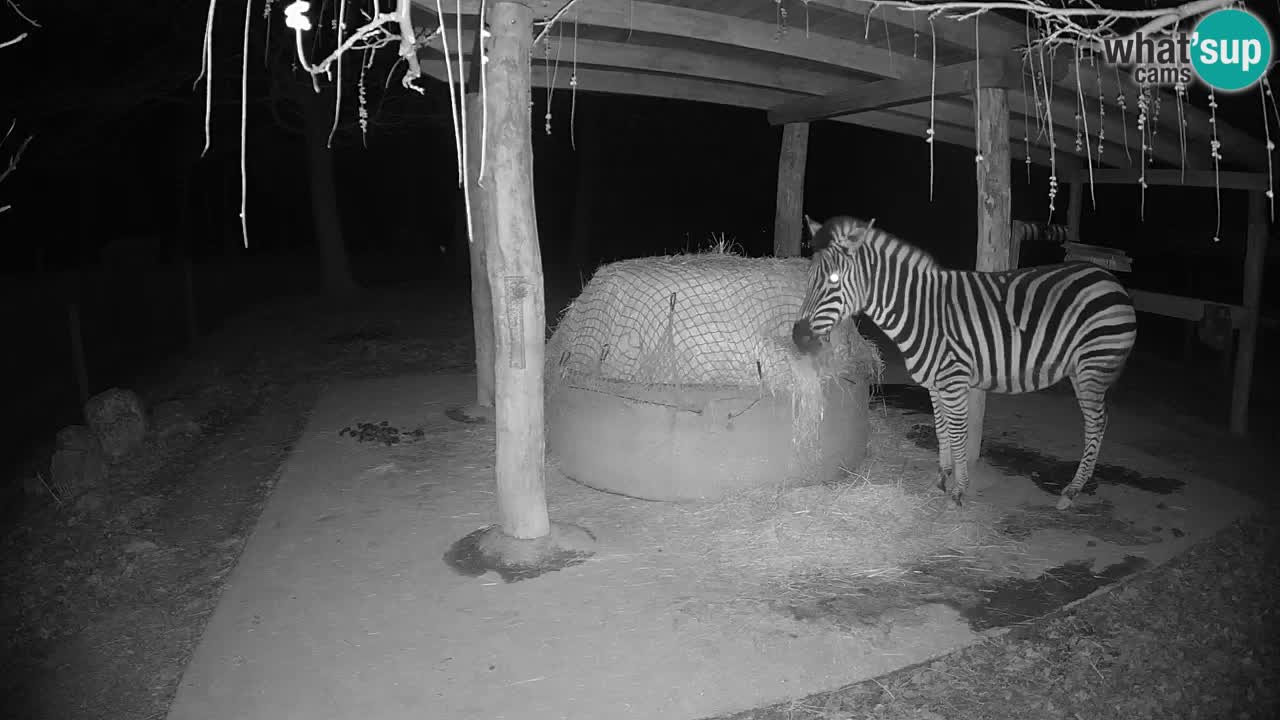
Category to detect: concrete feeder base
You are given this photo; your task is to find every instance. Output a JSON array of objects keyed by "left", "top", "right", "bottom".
[{"left": 547, "top": 376, "right": 871, "bottom": 502}]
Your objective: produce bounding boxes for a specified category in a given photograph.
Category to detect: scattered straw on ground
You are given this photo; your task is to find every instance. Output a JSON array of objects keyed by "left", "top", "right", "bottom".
[{"left": 548, "top": 403, "right": 1022, "bottom": 611}]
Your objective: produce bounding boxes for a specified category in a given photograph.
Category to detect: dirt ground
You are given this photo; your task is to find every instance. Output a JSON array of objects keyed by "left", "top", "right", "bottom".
[{"left": 2, "top": 282, "right": 1278, "bottom": 720}]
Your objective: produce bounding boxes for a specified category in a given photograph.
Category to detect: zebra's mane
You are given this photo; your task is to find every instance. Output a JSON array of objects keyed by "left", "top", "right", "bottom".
[{"left": 863, "top": 227, "right": 941, "bottom": 270}]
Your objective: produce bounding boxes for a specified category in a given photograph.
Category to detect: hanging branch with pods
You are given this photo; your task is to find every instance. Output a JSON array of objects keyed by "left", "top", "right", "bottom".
[
  {"left": 1, "top": 0, "right": 38, "bottom": 214},
  {"left": 198, "top": 0, "right": 1274, "bottom": 249}
]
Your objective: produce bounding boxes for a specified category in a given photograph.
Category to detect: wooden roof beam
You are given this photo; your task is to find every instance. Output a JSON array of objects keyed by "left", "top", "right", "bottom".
[
  {"left": 420, "top": 30, "right": 863, "bottom": 96},
  {"left": 767, "top": 56, "right": 1035, "bottom": 125},
  {"left": 415, "top": 0, "right": 930, "bottom": 81},
  {"left": 416, "top": 0, "right": 1241, "bottom": 169},
  {"left": 804, "top": 1, "right": 994, "bottom": 56},
  {"left": 885, "top": 98, "right": 1135, "bottom": 170},
  {"left": 419, "top": 58, "right": 1054, "bottom": 168},
  {"left": 808, "top": 3, "right": 1266, "bottom": 169},
  {"left": 1057, "top": 167, "right": 1272, "bottom": 191}
]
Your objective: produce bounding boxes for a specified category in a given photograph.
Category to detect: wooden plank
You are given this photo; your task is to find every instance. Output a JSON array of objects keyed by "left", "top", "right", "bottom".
[
  {"left": 773, "top": 122, "right": 809, "bottom": 257},
  {"left": 417, "top": 59, "right": 1051, "bottom": 164},
  {"left": 419, "top": 0, "right": 929, "bottom": 80},
  {"left": 423, "top": 30, "right": 863, "bottom": 98},
  {"left": 889, "top": 97, "right": 1137, "bottom": 171},
  {"left": 483, "top": 0, "right": 551, "bottom": 539},
  {"left": 1128, "top": 289, "right": 1249, "bottom": 327},
  {"left": 417, "top": 23, "right": 1190, "bottom": 170},
  {"left": 968, "top": 87, "right": 1011, "bottom": 477},
  {"left": 1231, "top": 191, "right": 1269, "bottom": 435},
  {"left": 417, "top": 0, "right": 1264, "bottom": 170},
  {"left": 767, "top": 56, "right": 1024, "bottom": 125},
  {"left": 1058, "top": 167, "right": 1271, "bottom": 191}
]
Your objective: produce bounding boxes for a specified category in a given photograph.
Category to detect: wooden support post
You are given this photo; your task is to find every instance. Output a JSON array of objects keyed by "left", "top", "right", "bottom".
[
  {"left": 466, "top": 91, "right": 496, "bottom": 409},
  {"left": 773, "top": 122, "right": 809, "bottom": 257},
  {"left": 970, "top": 87, "right": 1012, "bottom": 472},
  {"left": 1230, "top": 191, "right": 1269, "bottom": 435},
  {"left": 1066, "top": 180, "right": 1084, "bottom": 244},
  {"left": 480, "top": 0, "right": 551, "bottom": 540}
]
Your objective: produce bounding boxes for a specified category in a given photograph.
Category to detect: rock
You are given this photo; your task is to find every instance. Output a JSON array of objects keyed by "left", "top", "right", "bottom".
[
  {"left": 150, "top": 400, "right": 202, "bottom": 439},
  {"left": 49, "top": 442, "right": 108, "bottom": 500},
  {"left": 84, "top": 388, "right": 148, "bottom": 460}
]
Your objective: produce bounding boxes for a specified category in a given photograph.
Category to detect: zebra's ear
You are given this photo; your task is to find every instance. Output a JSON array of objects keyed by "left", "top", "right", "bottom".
[
  {"left": 828, "top": 217, "right": 871, "bottom": 257},
  {"left": 804, "top": 214, "right": 823, "bottom": 239}
]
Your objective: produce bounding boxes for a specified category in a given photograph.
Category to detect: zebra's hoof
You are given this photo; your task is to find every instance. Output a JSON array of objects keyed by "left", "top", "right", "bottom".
[
  {"left": 1055, "top": 495, "right": 1073, "bottom": 510},
  {"left": 936, "top": 467, "right": 953, "bottom": 494}
]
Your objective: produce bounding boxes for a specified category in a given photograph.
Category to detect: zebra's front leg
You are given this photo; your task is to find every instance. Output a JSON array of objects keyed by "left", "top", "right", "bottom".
[
  {"left": 1058, "top": 380, "right": 1110, "bottom": 510},
  {"left": 928, "top": 388, "right": 954, "bottom": 495},
  {"left": 935, "top": 385, "right": 972, "bottom": 508}
]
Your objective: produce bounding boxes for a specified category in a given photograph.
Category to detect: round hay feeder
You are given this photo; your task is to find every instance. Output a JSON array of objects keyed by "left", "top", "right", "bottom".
[{"left": 545, "top": 252, "right": 880, "bottom": 502}]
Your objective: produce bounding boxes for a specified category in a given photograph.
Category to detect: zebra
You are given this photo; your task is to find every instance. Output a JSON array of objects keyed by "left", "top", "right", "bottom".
[
  {"left": 1010, "top": 220, "right": 1071, "bottom": 268},
  {"left": 1011, "top": 220, "right": 1071, "bottom": 248},
  {"left": 792, "top": 215, "right": 1138, "bottom": 510}
]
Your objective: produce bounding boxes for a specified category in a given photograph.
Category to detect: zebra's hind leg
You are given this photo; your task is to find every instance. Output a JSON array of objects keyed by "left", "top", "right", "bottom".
[
  {"left": 935, "top": 384, "right": 972, "bottom": 508},
  {"left": 928, "top": 388, "right": 954, "bottom": 495},
  {"left": 1058, "top": 374, "right": 1111, "bottom": 510}
]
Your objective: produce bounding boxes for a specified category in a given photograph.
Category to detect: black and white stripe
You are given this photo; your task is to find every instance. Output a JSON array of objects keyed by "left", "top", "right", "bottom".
[
  {"left": 1012, "top": 219, "right": 1071, "bottom": 247},
  {"left": 793, "top": 215, "right": 1137, "bottom": 509}
]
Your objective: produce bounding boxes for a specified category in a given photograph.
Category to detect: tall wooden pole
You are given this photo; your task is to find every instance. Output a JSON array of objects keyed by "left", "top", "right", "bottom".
[
  {"left": 969, "top": 87, "right": 1012, "bottom": 471},
  {"left": 466, "top": 90, "right": 496, "bottom": 409},
  {"left": 773, "top": 122, "right": 810, "bottom": 257},
  {"left": 1230, "top": 191, "right": 1269, "bottom": 435},
  {"left": 479, "top": 0, "right": 550, "bottom": 540}
]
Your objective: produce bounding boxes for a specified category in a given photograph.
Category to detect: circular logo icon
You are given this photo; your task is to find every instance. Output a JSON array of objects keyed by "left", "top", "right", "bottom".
[{"left": 1191, "top": 8, "right": 1273, "bottom": 92}]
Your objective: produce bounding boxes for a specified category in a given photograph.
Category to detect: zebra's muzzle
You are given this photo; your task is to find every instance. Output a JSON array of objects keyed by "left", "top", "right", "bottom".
[{"left": 792, "top": 318, "right": 826, "bottom": 355}]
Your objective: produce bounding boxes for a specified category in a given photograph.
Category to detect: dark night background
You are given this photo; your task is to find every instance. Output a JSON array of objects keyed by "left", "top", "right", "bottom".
[{"left": 1, "top": 1, "right": 1278, "bottom": 492}]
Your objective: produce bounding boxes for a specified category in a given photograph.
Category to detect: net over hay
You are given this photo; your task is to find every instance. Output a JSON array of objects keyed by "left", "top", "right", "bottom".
[{"left": 545, "top": 251, "right": 882, "bottom": 502}]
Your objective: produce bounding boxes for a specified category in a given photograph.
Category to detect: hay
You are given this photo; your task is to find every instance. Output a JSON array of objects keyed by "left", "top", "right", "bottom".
[
  {"left": 545, "top": 249, "right": 883, "bottom": 393},
  {"left": 670, "top": 475, "right": 1017, "bottom": 598},
  {"left": 545, "top": 248, "right": 883, "bottom": 467}
]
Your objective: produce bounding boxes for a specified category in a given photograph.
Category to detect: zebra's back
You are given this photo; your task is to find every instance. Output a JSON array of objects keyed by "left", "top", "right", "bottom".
[{"left": 941, "top": 262, "right": 1137, "bottom": 394}]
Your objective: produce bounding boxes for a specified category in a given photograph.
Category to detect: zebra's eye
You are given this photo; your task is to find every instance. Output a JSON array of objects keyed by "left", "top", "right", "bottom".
[{"left": 827, "top": 272, "right": 840, "bottom": 284}]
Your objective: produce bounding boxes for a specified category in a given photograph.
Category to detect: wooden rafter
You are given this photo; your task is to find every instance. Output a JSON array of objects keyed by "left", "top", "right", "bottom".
[
  {"left": 767, "top": 56, "right": 1036, "bottom": 125},
  {"left": 412, "top": 0, "right": 1266, "bottom": 172},
  {"left": 423, "top": 0, "right": 925, "bottom": 79},
  {"left": 1058, "top": 167, "right": 1271, "bottom": 191},
  {"left": 419, "top": 56, "right": 1085, "bottom": 167}
]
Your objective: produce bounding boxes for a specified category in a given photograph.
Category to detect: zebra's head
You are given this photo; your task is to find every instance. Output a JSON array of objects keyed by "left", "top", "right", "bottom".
[{"left": 792, "top": 214, "right": 876, "bottom": 355}]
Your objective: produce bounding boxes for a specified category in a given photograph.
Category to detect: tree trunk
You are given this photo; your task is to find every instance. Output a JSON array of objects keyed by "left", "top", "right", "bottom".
[
  {"left": 773, "top": 122, "right": 809, "bottom": 257},
  {"left": 479, "top": 0, "right": 550, "bottom": 540},
  {"left": 465, "top": 92, "right": 496, "bottom": 409},
  {"left": 302, "top": 91, "right": 359, "bottom": 296},
  {"left": 969, "top": 87, "right": 1012, "bottom": 471}
]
